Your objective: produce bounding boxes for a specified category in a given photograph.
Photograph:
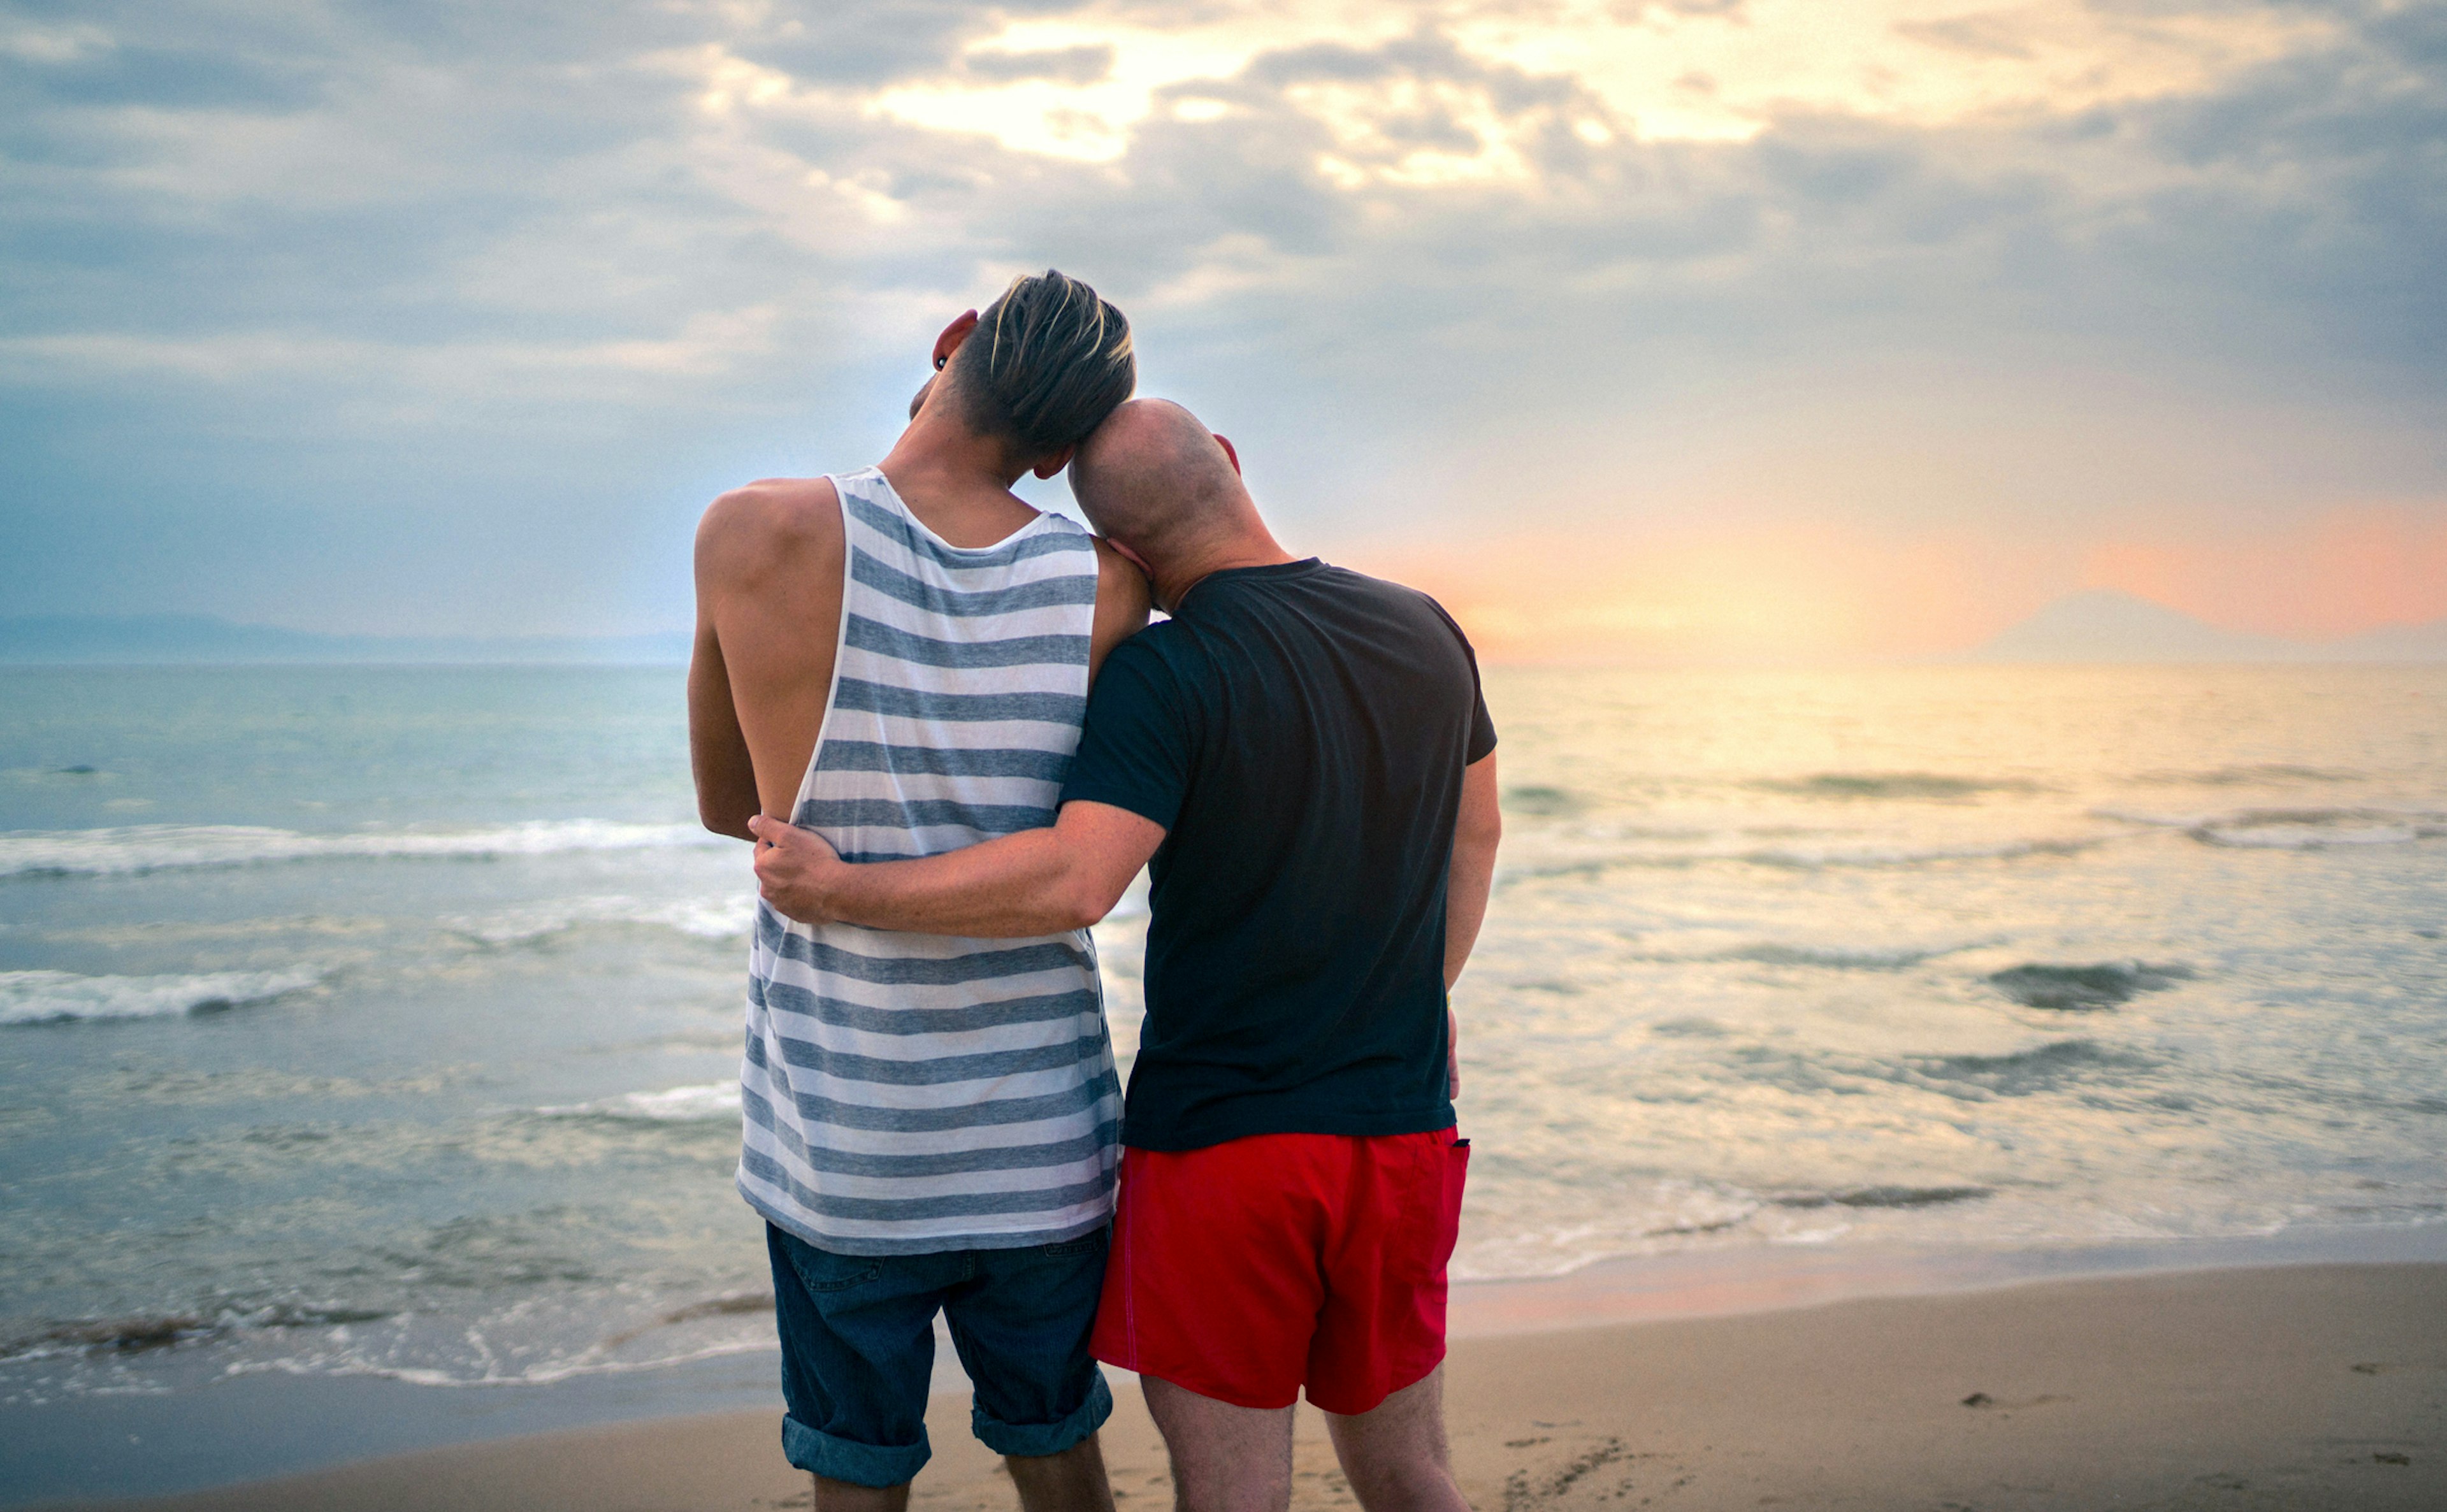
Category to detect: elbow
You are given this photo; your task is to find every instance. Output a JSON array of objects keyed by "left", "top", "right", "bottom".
[
  {"left": 1049, "top": 891, "right": 1105, "bottom": 934},
  {"left": 1049, "top": 873, "right": 1124, "bottom": 933},
  {"left": 697, "top": 800, "right": 754, "bottom": 842}
]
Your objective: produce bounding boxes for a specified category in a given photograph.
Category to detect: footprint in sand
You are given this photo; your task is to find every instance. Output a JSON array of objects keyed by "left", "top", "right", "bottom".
[
  {"left": 1501, "top": 1436, "right": 1690, "bottom": 1509},
  {"left": 1960, "top": 1391, "right": 2072, "bottom": 1411}
]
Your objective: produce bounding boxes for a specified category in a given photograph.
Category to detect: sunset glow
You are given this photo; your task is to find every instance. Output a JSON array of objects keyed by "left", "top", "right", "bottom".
[
  {"left": 869, "top": 1, "right": 2330, "bottom": 170},
  {"left": 1354, "top": 524, "right": 2035, "bottom": 663},
  {"left": 2082, "top": 507, "right": 2447, "bottom": 644},
  {"left": 2, "top": 1, "right": 2439, "bottom": 658}
]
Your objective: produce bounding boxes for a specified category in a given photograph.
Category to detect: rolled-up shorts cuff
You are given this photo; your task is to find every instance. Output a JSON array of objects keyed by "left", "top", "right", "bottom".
[
  {"left": 781, "top": 1413, "right": 930, "bottom": 1488},
  {"left": 971, "top": 1366, "right": 1113, "bottom": 1459}
]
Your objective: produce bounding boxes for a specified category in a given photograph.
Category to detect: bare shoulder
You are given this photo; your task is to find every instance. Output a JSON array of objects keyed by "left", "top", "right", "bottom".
[
  {"left": 1089, "top": 536, "right": 1149, "bottom": 610},
  {"left": 695, "top": 477, "right": 843, "bottom": 588},
  {"left": 1087, "top": 535, "right": 1153, "bottom": 671}
]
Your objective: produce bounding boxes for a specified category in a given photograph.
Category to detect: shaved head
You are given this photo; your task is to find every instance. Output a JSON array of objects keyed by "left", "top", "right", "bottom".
[{"left": 1070, "top": 399, "right": 1251, "bottom": 558}]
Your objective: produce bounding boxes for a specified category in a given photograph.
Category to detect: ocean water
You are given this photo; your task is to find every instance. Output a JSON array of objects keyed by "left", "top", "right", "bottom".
[{"left": 2, "top": 663, "right": 2443, "bottom": 1406}]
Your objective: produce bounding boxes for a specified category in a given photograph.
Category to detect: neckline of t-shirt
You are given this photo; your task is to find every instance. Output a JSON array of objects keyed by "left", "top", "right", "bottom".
[{"left": 1182, "top": 558, "right": 1326, "bottom": 605}]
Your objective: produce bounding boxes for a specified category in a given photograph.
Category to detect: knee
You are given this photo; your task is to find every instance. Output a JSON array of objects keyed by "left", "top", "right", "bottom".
[
  {"left": 1334, "top": 1441, "right": 1460, "bottom": 1510},
  {"left": 1346, "top": 1457, "right": 1449, "bottom": 1495}
]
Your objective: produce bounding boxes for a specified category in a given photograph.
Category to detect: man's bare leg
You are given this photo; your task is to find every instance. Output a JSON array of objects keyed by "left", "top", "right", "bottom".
[
  {"left": 1007, "top": 1434, "right": 1118, "bottom": 1511},
  {"left": 1141, "top": 1375, "right": 1296, "bottom": 1512},
  {"left": 1322, "top": 1367, "right": 1469, "bottom": 1512},
  {"left": 813, "top": 1474, "right": 909, "bottom": 1512}
]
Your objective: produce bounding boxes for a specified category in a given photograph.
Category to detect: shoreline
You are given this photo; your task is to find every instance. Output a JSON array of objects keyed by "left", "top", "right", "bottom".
[
  {"left": 1450, "top": 1219, "right": 2447, "bottom": 1335},
  {"left": 22, "top": 1257, "right": 2444, "bottom": 1511},
  {"left": 8, "top": 1227, "right": 2445, "bottom": 1508}
]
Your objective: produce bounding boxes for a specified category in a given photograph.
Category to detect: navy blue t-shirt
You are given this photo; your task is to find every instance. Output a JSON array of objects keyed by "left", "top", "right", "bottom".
[{"left": 1058, "top": 559, "right": 1498, "bottom": 1151}]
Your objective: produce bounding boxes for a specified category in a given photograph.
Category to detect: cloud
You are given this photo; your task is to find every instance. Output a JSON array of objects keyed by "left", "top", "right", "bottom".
[
  {"left": 964, "top": 43, "right": 1116, "bottom": 85},
  {"left": 0, "top": 304, "right": 784, "bottom": 388},
  {"left": 0, "top": 21, "right": 112, "bottom": 65},
  {"left": 0, "top": 0, "right": 2441, "bottom": 651}
]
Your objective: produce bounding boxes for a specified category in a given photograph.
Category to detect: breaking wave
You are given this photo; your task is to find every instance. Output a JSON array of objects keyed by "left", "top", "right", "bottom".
[
  {"left": 2100, "top": 805, "right": 2447, "bottom": 850},
  {"left": 1771, "top": 1185, "right": 1994, "bottom": 1211},
  {"left": 1750, "top": 772, "right": 2049, "bottom": 802},
  {"left": 2133, "top": 764, "right": 2366, "bottom": 787},
  {"left": 0, "top": 820, "right": 723, "bottom": 879},
  {"left": 1502, "top": 785, "right": 1588, "bottom": 817},
  {"left": 1502, "top": 834, "right": 2109, "bottom": 884},
  {"left": 1, "top": 1302, "right": 392, "bottom": 1364},
  {"left": 1988, "top": 961, "right": 2194, "bottom": 1011},
  {"left": 1708, "top": 942, "right": 1964, "bottom": 970},
  {"left": 0, "top": 968, "right": 321, "bottom": 1026},
  {"left": 0, "top": 1295, "right": 780, "bottom": 1392},
  {"left": 1742, "top": 835, "right": 2107, "bottom": 868},
  {"left": 535, "top": 1083, "right": 740, "bottom": 1123},
  {"left": 1907, "top": 1039, "right": 2156, "bottom": 1098},
  {"left": 444, "top": 894, "right": 753, "bottom": 945}
]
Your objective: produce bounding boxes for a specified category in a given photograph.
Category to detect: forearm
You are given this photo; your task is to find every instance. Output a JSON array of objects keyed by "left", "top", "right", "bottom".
[
  {"left": 691, "top": 742, "right": 758, "bottom": 840},
  {"left": 1443, "top": 833, "right": 1498, "bottom": 988},
  {"left": 1444, "top": 752, "right": 1503, "bottom": 988},
  {"left": 754, "top": 800, "right": 1163, "bottom": 941},
  {"left": 686, "top": 625, "right": 758, "bottom": 840},
  {"left": 812, "top": 830, "right": 1094, "bottom": 939}
]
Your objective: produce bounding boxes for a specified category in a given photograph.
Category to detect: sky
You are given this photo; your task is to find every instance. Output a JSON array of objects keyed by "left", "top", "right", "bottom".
[{"left": 2, "top": 0, "right": 2442, "bottom": 661}]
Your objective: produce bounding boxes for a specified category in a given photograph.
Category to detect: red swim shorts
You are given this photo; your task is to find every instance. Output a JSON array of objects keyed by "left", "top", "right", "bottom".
[{"left": 1091, "top": 1129, "right": 1469, "bottom": 1416}]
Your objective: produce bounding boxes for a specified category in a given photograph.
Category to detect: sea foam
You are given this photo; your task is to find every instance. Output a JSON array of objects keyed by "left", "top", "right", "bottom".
[
  {"left": 2098, "top": 805, "right": 2447, "bottom": 850},
  {"left": 444, "top": 894, "right": 754, "bottom": 945},
  {"left": 1749, "top": 772, "right": 2050, "bottom": 801},
  {"left": 0, "top": 820, "right": 722, "bottom": 878},
  {"left": 1501, "top": 833, "right": 2111, "bottom": 882},
  {"left": 536, "top": 1083, "right": 741, "bottom": 1123},
  {"left": 0, "top": 968, "right": 320, "bottom": 1026}
]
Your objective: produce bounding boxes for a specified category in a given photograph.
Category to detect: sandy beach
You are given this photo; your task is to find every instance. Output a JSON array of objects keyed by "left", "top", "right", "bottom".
[{"left": 41, "top": 1260, "right": 2442, "bottom": 1512}]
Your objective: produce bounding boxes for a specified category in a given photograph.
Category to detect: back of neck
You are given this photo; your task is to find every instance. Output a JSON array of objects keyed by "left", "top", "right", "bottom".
[
  {"left": 876, "top": 422, "right": 1039, "bottom": 551},
  {"left": 1154, "top": 528, "right": 1299, "bottom": 612}
]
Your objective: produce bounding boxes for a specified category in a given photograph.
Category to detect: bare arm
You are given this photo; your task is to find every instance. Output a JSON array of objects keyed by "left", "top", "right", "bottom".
[
  {"left": 1088, "top": 537, "right": 1153, "bottom": 682},
  {"left": 688, "top": 527, "right": 760, "bottom": 841},
  {"left": 1445, "top": 751, "right": 1501, "bottom": 989},
  {"left": 1443, "top": 750, "right": 1501, "bottom": 1098},
  {"left": 687, "top": 479, "right": 846, "bottom": 840},
  {"left": 749, "top": 800, "right": 1164, "bottom": 938}
]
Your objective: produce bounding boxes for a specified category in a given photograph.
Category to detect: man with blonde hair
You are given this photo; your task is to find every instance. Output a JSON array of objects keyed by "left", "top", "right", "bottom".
[
  {"left": 754, "top": 397, "right": 1503, "bottom": 1512},
  {"left": 692, "top": 271, "right": 1148, "bottom": 1511}
]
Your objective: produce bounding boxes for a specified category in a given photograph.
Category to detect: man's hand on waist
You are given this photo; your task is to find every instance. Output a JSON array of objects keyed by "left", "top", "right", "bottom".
[
  {"left": 745, "top": 802, "right": 1163, "bottom": 939},
  {"left": 748, "top": 814, "right": 847, "bottom": 925}
]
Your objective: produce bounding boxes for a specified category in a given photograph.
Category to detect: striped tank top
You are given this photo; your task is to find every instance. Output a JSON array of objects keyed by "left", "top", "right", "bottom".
[{"left": 737, "top": 466, "right": 1121, "bottom": 1255}]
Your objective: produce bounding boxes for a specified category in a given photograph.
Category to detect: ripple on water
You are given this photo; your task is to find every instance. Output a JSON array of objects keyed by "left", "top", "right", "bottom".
[{"left": 1986, "top": 961, "right": 2194, "bottom": 1011}]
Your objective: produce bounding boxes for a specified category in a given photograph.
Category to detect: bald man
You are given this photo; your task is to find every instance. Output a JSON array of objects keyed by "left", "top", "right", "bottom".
[{"left": 751, "top": 400, "right": 1503, "bottom": 1512}]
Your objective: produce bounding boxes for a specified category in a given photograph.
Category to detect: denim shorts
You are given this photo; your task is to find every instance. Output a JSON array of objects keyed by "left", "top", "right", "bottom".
[{"left": 765, "top": 1222, "right": 1115, "bottom": 1488}]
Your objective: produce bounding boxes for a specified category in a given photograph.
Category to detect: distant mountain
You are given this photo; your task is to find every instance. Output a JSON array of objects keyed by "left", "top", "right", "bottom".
[
  {"left": 1972, "top": 591, "right": 2311, "bottom": 663},
  {"left": 0, "top": 615, "right": 689, "bottom": 665},
  {"left": 2335, "top": 618, "right": 2447, "bottom": 661},
  {"left": 1971, "top": 590, "right": 2447, "bottom": 663}
]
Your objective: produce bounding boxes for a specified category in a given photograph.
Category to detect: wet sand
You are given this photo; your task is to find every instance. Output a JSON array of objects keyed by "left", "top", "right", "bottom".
[{"left": 46, "top": 1262, "right": 2446, "bottom": 1511}]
